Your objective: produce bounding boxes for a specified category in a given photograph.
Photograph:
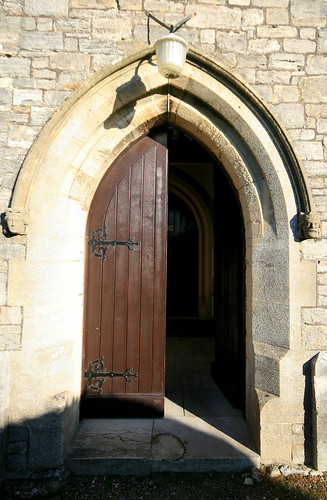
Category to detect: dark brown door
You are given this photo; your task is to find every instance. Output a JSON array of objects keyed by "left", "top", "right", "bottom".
[{"left": 81, "top": 136, "right": 168, "bottom": 418}]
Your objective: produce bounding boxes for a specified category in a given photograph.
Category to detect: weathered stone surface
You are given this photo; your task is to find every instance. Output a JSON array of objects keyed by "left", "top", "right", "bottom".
[
  {"left": 25, "top": 0, "right": 69, "bottom": 16},
  {"left": 269, "top": 53, "right": 305, "bottom": 71},
  {"left": 13, "top": 89, "right": 42, "bottom": 106},
  {"left": 266, "top": 8, "right": 289, "bottom": 25},
  {"left": 302, "top": 325, "right": 327, "bottom": 350},
  {"left": 0, "top": 306, "right": 21, "bottom": 325},
  {"left": 248, "top": 39, "right": 280, "bottom": 54},
  {"left": 72, "top": 0, "right": 116, "bottom": 7},
  {"left": 186, "top": 5, "right": 242, "bottom": 30},
  {"left": 49, "top": 52, "right": 90, "bottom": 71},
  {"left": 291, "top": 0, "right": 327, "bottom": 28},
  {"left": 242, "top": 8, "right": 264, "bottom": 26},
  {"left": 216, "top": 32, "right": 247, "bottom": 53},
  {"left": 257, "top": 26, "right": 297, "bottom": 38},
  {"left": 0, "top": 326, "right": 21, "bottom": 350},
  {"left": 1, "top": 0, "right": 327, "bottom": 477},
  {"left": 307, "top": 56, "right": 327, "bottom": 76},
  {"left": 0, "top": 57, "right": 30, "bottom": 78},
  {"left": 284, "top": 39, "right": 316, "bottom": 54},
  {"left": 273, "top": 102, "right": 305, "bottom": 128}
]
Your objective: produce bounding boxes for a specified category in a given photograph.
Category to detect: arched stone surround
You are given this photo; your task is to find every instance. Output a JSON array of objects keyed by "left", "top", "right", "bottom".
[{"left": 7, "top": 48, "right": 317, "bottom": 465}]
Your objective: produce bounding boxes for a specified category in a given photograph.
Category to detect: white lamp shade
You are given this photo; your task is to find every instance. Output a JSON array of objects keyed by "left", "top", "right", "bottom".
[{"left": 154, "top": 33, "right": 188, "bottom": 79}]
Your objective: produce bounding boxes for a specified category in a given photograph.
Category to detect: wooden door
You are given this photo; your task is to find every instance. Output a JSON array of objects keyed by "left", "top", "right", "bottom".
[{"left": 81, "top": 136, "right": 168, "bottom": 418}]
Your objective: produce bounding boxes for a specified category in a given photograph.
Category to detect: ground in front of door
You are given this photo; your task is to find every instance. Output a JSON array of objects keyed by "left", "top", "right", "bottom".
[{"left": 65, "top": 338, "right": 259, "bottom": 475}]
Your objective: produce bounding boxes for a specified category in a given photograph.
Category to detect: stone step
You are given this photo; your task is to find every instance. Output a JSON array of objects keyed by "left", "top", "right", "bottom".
[{"left": 65, "top": 417, "right": 260, "bottom": 475}]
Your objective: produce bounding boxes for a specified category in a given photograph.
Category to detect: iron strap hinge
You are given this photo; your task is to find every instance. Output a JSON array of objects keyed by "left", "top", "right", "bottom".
[
  {"left": 88, "top": 226, "right": 141, "bottom": 260},
  {"left": 85, "top": 357, "right": 138, "bottom": 393}
]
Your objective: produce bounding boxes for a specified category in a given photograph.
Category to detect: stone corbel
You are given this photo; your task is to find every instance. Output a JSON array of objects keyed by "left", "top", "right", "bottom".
[
  {"left": 4, "top": 207, "right": 29, "bottom": 235},
  {"left": 298, "top": 211, "right": 321, "bottom": 240}
]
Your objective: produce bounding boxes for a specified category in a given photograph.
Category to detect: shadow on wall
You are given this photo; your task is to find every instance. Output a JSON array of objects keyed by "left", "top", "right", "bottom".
[
  {"left": 303, "top": 358, "right": 314, "bottom": 466},
  {"left": 1, "top": 397, "right": 80, "bottom": 476}
]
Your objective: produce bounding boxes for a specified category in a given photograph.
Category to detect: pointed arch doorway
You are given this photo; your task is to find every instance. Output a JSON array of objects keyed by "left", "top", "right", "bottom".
[{"left": 81, "top": 125, "right": 245, "bottom": 418}]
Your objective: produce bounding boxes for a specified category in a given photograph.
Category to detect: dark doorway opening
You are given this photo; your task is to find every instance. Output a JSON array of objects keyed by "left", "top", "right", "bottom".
[
  {"left": 167, "top": 192, "right": 199, "bottom": 318},
  {"left": 165, "top": 126, "right": 245, "bottom": 410}
]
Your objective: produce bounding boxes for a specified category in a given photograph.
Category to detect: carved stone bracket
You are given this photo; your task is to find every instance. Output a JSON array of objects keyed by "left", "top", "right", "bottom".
[
  {"left": 4, "top": 207, "right": 29, "bottom": 235},
  {"left": 298, "top": 211, "right": 321, "bottom": 240}
]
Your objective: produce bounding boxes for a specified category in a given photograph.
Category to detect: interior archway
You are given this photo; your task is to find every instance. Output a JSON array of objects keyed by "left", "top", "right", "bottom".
[
  {"left": 6, "top": 47, "right": 317, "bottom": 460},
  {"left": 165, "top": 126, "right": 245, "bottom": 410}
]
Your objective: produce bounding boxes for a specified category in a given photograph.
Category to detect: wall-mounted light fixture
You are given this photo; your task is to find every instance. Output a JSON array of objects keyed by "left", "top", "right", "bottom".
[{"left": 146, "top": 11, "right": 196, "bottom": 79}]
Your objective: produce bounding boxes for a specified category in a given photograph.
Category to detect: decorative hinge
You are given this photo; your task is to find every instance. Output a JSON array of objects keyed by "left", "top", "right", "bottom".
[
  {"left": 88, "top": 226, "right": 141, "bottom": 260},
  {"left": 85, "top": 357, "right": 138, "bottom": 393}
]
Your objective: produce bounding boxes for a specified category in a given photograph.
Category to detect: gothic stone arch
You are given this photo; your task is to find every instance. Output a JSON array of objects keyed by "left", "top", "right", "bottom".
[{"left": 7, "top": 47, "right": 318, "bottom": 465}]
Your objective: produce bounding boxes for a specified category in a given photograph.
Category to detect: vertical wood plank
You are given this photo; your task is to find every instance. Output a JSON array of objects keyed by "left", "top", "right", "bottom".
[{"left": 82, "top": 136, "right": 168, "bottom": 416}]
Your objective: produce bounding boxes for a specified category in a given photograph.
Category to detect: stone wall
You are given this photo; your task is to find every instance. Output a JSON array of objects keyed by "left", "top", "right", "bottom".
[{"left": 1, "top": 0, "right": 327, "bottom": 472}]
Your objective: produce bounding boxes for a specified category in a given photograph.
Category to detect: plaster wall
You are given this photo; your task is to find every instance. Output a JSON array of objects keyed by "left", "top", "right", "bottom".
[{"left": 0, "top": 0, "right": 327, "bottom": 472}]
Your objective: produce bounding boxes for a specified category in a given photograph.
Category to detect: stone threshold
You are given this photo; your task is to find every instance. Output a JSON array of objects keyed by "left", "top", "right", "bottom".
[{"left": 65, "top": 413, "right": 260, "bottom": 475}]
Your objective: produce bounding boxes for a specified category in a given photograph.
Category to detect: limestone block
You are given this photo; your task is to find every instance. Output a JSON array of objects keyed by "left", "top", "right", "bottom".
[
  {"left": 260, "top": 423, "right": 292, "bottom": 464},
  {"left": 79, "top": 38, "right": 117, "bottom": 54},
  {"left": 242, "top": 8, "right": 264, "bottom": 26},
  {"left": 307, "top": 56, "right": 327, "bottom": 76},
  {"left": 273, "top": 85, "right": 299, "bottom": 103},
  {"left": 302, "top": 308, "right": 327, "bottom": 326},
  {"left": 119, "top": 0, "right": 142, "bottom": 9},
  {"left": 20, "top": 32, "right": 64, "bottom": 51},
  {"left": 64, "top": 38, "right": 79, "bottom": 52},
  {"left": 30, "top": 107, "right": 53, "bottom": 127},
  {"left": 54, "top": 18, "right": 91, "bottom": 33},
  {"left": 185, "top": 5, "right": 242, "bottom": 30},
  {"left": 248, "top": 39, "right": 280, "bottom": 54},
  {"left": 301, "top": 239, "right": 327, "bottom": 261},
  {"left": 317, "top": 30, "right": 327, "bottom": 52},
  {"left": 266, "top": 8, "right": 289, "bottom": 25},
  {"left": 284, "top": 39, "right": 316, "bottom": 54},
  {"left": 300, "top": 76, "right": 327, "bottom": 104},
  {"left": 13, "top": 89, "right": 42, "bottom": 107},
  {"left": 257, "top": 26, "right": 297, "bottom": 38},
  {"left": 0, "top": 88, "right": 10, "bottom": 108},
  {"left": 8, "top": 124, "right": 40, "bottom": 149},
  {"left": 0, "top": 306, "right": 22, "bottom": 325},
  {"left": 0, "top": 326, "right": 21, "bottom": 351},
  {"left": 239, "top": 55, "right": 267, "bottom": 69},
  {"left": 252, "top": 0, "right": 288, "bottom": 6},
  {"left": 300, "top": 319, "right": 327, "bottom": 351},
  {"left": 49, "top": 52, "right": 90, "bottom": 71},
  {"left": 270, "top": 53, "right": 305, "bottom": 71},
  {"left": 33, "top": 69, "right": 56, "bottom": 80},
  {"left": 0, "top": 240, "right": 25, "bottom": 260},
  {"left": 291, "top": 0, "right": 327, "bottom": 28},
  {"left": 44, "top": 90, "right": 71, "bottom": 107},
  {"left": 216, "top": 32, "right": 247, "bottom": 53},
  {"left": 312, "top": 352, "right": 327, "bottom": 471},
  {"left": 273, "top": 103, "right": 305, "bottom": 129},
  {"left": 72, "top": 0, "right": 116, "bottom": 7},
  {"left": 0, "top": 57, "right": 31, "bottom": 78},
  {"left": 25, "top": 0, "right": 69, "bottom": 16},
  {"left": 252, "top": 84, "right": 273, "bottom": 103},
  {"left": 37, "top": 18, "right": 53, "bottom": 32},
  {"left": 257, "top": 70, "right": 291, "bottom": 84},
  {"left": 294, "top": 142, "right": 324, "bottom": 161},
  {"left": 35, "top": 79, "right": 55, "bottom": 90},
  {"left": 0, "top": 352, "right": 10, "bottom": 412}
]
